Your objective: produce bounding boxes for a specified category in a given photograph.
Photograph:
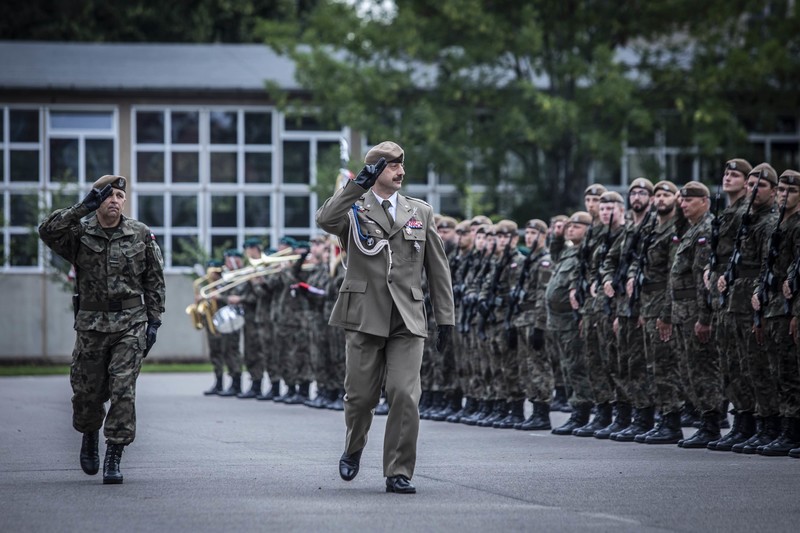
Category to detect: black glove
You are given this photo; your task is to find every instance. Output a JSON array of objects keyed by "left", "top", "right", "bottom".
[
  {"left": 81, "top": 184, "right": 113, "bottom": 211},
  {"left": 477, "top": 299, "right": 490, "bottom": 318},
  {"left": 354, "top": 157, "right": 387, "bottom": 189},
  {"left": 529, "top": 327, "right": 545, "bottom": 351},
  {"left": 143, "top": 320, "right": 161, "bottom": 358},
  {"left": 506, "top": 326, "right": 518, "bottom": 350},
  {"left": 435, "top": 325, "right": 453, "bottom": 353}
]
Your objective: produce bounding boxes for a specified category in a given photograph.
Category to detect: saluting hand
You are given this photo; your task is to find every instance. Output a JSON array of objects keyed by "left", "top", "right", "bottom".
[
  {"left": 353, "top": 158, "right": 387, "bottom": 189},
  {"left": 81, "top": 184, "right": 113, "bottom": 211}
]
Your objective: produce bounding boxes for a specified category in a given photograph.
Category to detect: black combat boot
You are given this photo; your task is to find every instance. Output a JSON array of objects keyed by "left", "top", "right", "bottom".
[
  {"left": 327, "top": 389, "right": 345, "bottom": 411},
  {"left": 421, "top": 391, "right": 445, "bottom": 420},
  {"left": 80, "top": 430, "right": 100, "bottom": 475},
  {"left": 644, "top": 411, "right": 683, "bottom": 444},
  {"left": 758, "top": 417, "right": 800, "bottom": 456},
  {"left": 550, "top": 386, "right": 571, "bottom": 412},
  {"left": 203, "top": 374, "right": 223, "bottom": 396},
  {"left": 594, "top": 402, "right": 631, "bottom": 439},
  {"left": 461, "top": 400, "right": 491, "bottom": 426},
  {"left": 680, "top": 402, "right": 701, "bottom": 428},
  {"left": 708, "top": 411, "right": 754, "bottom": 451},
  {"left": 680, "top": 412, "right": 721, "bottom": 448},
  {"left": 518, "top": 401, "right": 551, "bottom": 431},
  {"left": 375, "top": 397, "right": 390, "bottom": 415},
  {"left": 431, "top": 390, "right": 463, "bottom": 422},
  {"left": 718, "top": 400, "right": 730, "bottom": 429},
  {"left": 789, "top": 445, "right": 800, "bottom": 458},
  {"left": 102, "top": 443, "right": 125, "bottom": 485},
  {"left": 572, "top": 402, "right": 612, "bottom": 437},
  {"left": 734, "top": 415, "right": 781, "bottom": 454},
  {"left": 447, "top": 396, "right": 477, "bottom": 423},
  {"left": 218, "top": 375, "right": 242, "bottom": 397},
  {"left": 417, "top": 391, "right": 432, "bottom": 415},
  {"left": 494, "top": 399, "right": 526, "bottom": 429},
  {"left": 478, "top": 400, "right": 508, "bottom": 427},
  {"left": 551, "top": 403, "right": 591, "bottom": 435},
  {"left": 257, "top": 380, "right": 281, "bottom": 401},
  {"left": 305, "top": 387, "right": 327, "bottom": 408},
  {"left": 237, "top": 378, "right": 261, "bottom": 399},
  {"left": 274, "top": 384, "right": 296, "bottom": 403},
  {"left": 611, "top": 406, "right": 655, "bottom": 442},
  {"left": 285, "top": 382, "right": 310, "bottom": 405}
]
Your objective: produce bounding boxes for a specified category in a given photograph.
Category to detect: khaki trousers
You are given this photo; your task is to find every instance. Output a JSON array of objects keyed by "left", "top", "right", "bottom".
[{"left": 343, "top": 304, "right": 424, "bottom": 479}]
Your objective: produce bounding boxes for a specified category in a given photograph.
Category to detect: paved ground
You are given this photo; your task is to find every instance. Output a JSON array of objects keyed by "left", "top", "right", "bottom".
[{"left": 1, "top": 373, "right": 798, "bottom": 533}]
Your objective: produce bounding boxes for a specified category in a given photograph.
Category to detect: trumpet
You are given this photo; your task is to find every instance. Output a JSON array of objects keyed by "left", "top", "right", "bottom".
[{"left": 199, "top": 249, "right": 305, "bottom": 299}]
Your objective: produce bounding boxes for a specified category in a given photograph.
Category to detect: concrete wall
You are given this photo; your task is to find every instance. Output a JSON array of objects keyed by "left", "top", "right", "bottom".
[{"left": 0, "top": 273, "right": 207, "bottom": 363}]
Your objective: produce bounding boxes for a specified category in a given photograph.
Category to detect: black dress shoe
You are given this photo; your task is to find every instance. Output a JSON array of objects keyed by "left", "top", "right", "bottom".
[
  {"left": 339, "top": 449, "right": 363, "bottom": 481},
  {"left": 386, "top": 475, "right": 416, "bottom": 494}
]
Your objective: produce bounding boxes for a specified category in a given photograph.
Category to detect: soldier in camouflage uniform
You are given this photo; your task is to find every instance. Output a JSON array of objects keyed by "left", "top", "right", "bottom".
[
  {"left": 602, "top": 178, "right": 654, "bottom": 441},
  {"left": 512, "top": 219, "right": 554, "bottom": 430},
  {"left": 255, "top": 247, "right": 281, "bottom": 401},
  {"left": 718, "top": 163, "right": 780, "bottom": 454},
  {"left": 704, "top": 158, "right": 756, "bottom": 451},
  {"left": 753, "top": 170, "right": 800, "bottom": 456},
  {"left": 548, "top": 211, "right": 595, "bottom": 435},
  {"left": 627, "top": 180, "right": 682, "bottom": 445},
  {"left": 669, "top": 182, "right": 723, "bottom": 448},
  {"left": 199, "top": 260, "right": 242, "bottom": 396},
  {"left": 39, "top": 174, "right": 165, "bottom": 485},
  {"left": 547, "top": 214, "right": 571, "bottom": 411},
  {"left": 303, "top": 235, "right": 336, "bottom": 408},
  {"left": 324, "top": 246, "right": 347, "bottom": 411},
  {"left": 215, "top": 250, "right": 245, "bottom": 397}
]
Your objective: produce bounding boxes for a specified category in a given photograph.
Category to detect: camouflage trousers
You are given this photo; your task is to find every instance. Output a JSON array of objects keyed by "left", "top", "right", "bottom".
[
  {"left": 765, "top": 316, "right": 800, "bottom": 418},
  {"left": 520, "top": 324, "right": 554, "bottom": 403},
  {"left": 598, "top": 313, "right": 628, "bottom": 404},
  {"left": 487, "top": 323, "right": 522, "bottom": 401},
  {"left": 466, "top": 325, "right": 493, "bottom": 400},
  {"left": 673, "top": 318, "right": 722, "bottom": 415},
  {"left": 582, "top": 312, "right": 615, "bottom": 405},
  {"left": 715, "top": 312, "right": 756, "bottom": 413},
  {"left": 553, "top": 325, "right": 592, "bottom": 409},
  {"left": 327, "top": 323, "right": 347, "bottom": 390},
  {"left": 275, "top": 324, "right": 311, "bottom": 386},
  {"left": 258, "top": 322, "right": 279, "bottom": 382},
  {"left": 207, "top": 330, "right": 242, "bottom": 378},
  {"left": 618, "top": 316, "right": 649, "bottom": 409},
  {"left": 743, "top": 316, "right": 782, "bottom": 417},
  {"left": 643, "top": 317, "right": 681, "bottom": 414},
  {"left": 546, "top": 330, "right": 565, "bottom": 389},
  {"left": 451, "top": 321, "right": 473, "bottom": 395},
  {"left": 242, "top": 317, "right": 265, "bottom": 381},
  {"left": 70, "top": 322, "right": 146, "bottom": 445},
  {"left": 307, "top": 311, "right": 337, "bottom": 391},
  {"left": 420, "top": 320, "right": 436, "bottom": 390}
]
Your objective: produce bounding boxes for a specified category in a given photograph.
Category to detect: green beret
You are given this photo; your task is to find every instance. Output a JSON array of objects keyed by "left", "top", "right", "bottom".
[
  {"left": 295, "top": 240, "right": 311, "bottom": 249},
  {"left": 266, "top": 247, "right": 277, "bottom": 255},
  {"left": 679, "top": 181, "right": 710, "bottom": 198},
  {"left": 206, "top": 259, "right": 223, "bottom": 268},
  {"left": 92, "top": 174, "right": 126, "bottom": 192},
  {"left": 653, "top": 180, "right": 678, "bottom": 194},
  {"left": 628, "top": 177, "right": 654, "bottom": 194},
  {"left": 725, "top": 158, "right": 752, "bottom": 176},
  {"left": 779, "top": 169, "right": 800, "bottom": 186},
  {"left": 365, "top": 141, "right": 404, "bottom": 165},
  {"left": 749, "top": 163, "right": 778, "bottom": 186},
  {"left": 584, "top": 184, "right": 607, "bottom": 197},
  {"left": 600, "top": 191, "right": 625, "bottom": 204},
  {"left": 525, "top": 219, "right": 548, "bottom": 233},
  {"left": 223, "top": 249, "right": 243, "bottom": 258},
  {"left": 243, "top": 238, "right": 262, "bottom": 249},
  {"left": 279, "top": 236, "right": 297, "bottom": 247}
]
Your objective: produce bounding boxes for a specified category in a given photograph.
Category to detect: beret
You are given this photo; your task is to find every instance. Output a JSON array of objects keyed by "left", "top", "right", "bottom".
[
  {"left": 653, "top": 180, "right": 678, "bottom": 194},
  {"left": 679, "top": 181, "right": 710, "bottom": 198},
  {"left": 437, "top": 216, "right": 458, "bottom": 230},
  {"left": 525, "top": 219, "right": 548, "bottom": 233},
  {"left": 494, "top": 219, "right": 519, "bottom": 235},
  {"left": 600, "top": 191, "right": 625, "bottom": 204},
  {"left": 470, "top": 215, "right": 493, "bottom": 226},
  {"left": 455, "top": 220, "right": 471, "bottom": 233},
  {"left": 365, "top": 141, "right": 404, "bottom": 165},
  {"left": 569, "top": 211, "right": 593, "bottom": 225},
  {"left": 628, "top": 177, "right": 654, "bottom": 194},
  {"left": 243, "top": 238, "right": 262, "bottom": 248},
  {"left": 279, "top": 236, "right": 298, "bottom": 247},
  {"left": 725, "top": 158, "right": 753, "bottom": 176},
  {"left": 223, "top": 249, "right": 243, "bottom": 258},
  {"left": 584, "top": 184, "right": 607, "bottom": 197},
  {"left": 206, "top": 259, "right": 223, "bottom": 268},
  {"left": 779, "top": 169, "right": 800, "bottom": 186},
  {"left": 92, "top": 174, "right": 126, "bottom": 191},
  {"left": 748, "top": 163, "right": 778, "bottom": 186}
]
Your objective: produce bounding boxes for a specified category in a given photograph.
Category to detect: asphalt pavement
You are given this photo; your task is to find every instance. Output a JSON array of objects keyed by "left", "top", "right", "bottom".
[{"left": 1, "top": 373, "right": 798, "bottom": 533}]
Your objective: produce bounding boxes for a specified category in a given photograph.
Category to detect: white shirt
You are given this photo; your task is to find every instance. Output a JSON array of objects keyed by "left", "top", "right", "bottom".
[{"left": 372, "top": 190, "right": 398, "bottom": 221}]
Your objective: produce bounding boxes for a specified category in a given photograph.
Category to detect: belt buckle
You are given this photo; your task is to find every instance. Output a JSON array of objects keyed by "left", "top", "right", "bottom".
[{"left": 108, "top": 300, "right": 123, "bottom": 312}]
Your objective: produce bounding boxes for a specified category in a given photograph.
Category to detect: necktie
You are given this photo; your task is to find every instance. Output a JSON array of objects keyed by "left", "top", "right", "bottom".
[{"left": 381, "top": 199, "right": 394, "bottom": 226}]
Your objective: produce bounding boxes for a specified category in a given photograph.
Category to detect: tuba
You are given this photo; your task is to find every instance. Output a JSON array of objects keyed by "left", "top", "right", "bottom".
[{"left": 185, "top": 265, "right": 222, "bottom": 333}]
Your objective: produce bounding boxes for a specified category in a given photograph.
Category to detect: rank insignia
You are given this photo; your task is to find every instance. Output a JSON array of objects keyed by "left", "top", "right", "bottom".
[{"left": 405, "top": 217, "right": 423, "bottom": 230}]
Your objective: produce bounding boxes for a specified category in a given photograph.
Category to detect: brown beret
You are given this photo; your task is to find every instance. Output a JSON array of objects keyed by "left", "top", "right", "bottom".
[
  {"left": 725, "top": 158, "right": 753, "bottom": 176},
  {"left": 475, "top": 224, "right": 490, "bottom": 234},
  {"left": 92, "top": 174, "right": 126, "bottom": 192},
  {"left": 550, "top": 214, "right": 569, "bottom": 224},
  {"left": 628, "top": 177, "right": 654, "bottom": 194},
  {"left": 525, "top": 219, "right": 548, "bottom": 233},
  {"left": 584, "top": 184, "right": 607, "bottom": 197},
  {"left": 494, "top": 219, "right": 519, "bottom": 235},
  {"left": 748, "top": 163, "right": 778, "bottom": 186},
  {"left": 365, "top": 141, "right": 404, "bottom": 165},
  {"left": 600, "top": 191, "right": 625, "bottom": 204},
  {"left": 455, "top": 220, "right": 471, "bottom": 233},
  {"left": 779, "top": 169, "right": 800, "bottom": 186},
  {"left": 568, "top": 211, "right": 592, "bottom": 226},
  {"left": 470, "top": 215, "right": 493, "bottom": 226},
  {"left": 653, "top": 180, "right": 678, "bottom": 194},
  {"left": 679, "top": 181, "right": 710, "bottom": 198},
  {"left": 437, "top": 216, "right": 458, "bottom": 230}
]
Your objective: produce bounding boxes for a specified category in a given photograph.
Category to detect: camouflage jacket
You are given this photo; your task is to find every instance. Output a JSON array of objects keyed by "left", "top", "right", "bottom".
[
  {"left": 546, "top": 244, "right": 581, "bottom": 330},
  {"left": 669, "top": 211, "right": 713, "bottom": 325},
  {"left": 601, "top": 218, "right": 645, "bottom": 318},
  {"left": 38, "top": 202, "right": 165, "bottom": 333},
  {"left": 629, "top": 216, "right": 677, "bottom": 320},
  {"left": 569, "top": 223, "right": 604, "bottom": 314},
  {"left": 479, "top": 248, "right": 526, "bottom": 324},
  {"left": 726, "top": 202, "right": 776, "bottom": 315},
  {"left": 513, "top": 248, "right": 553, "bottom": 329},
  {"left": 757, "top": 209, "right": 800, "bottom": 318}
]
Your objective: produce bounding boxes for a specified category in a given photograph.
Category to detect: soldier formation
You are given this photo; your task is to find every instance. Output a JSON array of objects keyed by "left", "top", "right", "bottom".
[{"left": 195, "top": 157, "right": 800, "bottom": 459}]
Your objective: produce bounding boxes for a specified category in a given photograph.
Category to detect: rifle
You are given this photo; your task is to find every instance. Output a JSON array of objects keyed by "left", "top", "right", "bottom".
[
  {"left": 719, "top": 172, "right": 764, "bottom": 306},
  {"left": 612, "top": 206, "right": 655, "bottom": 298},
  {"left": 573, "top": 224, "right": 595, "bottom": 321},
  {"left": 594, "top": 211, "right": 615, "bottom": 316},
  {"left": 504, "top": 245, "right": 542, "bottom": 331},
  {"left": 707, "top": 184, "right": 722, "bottom": 306},
  {"left": 452, "top": 250, "right": 474, "bottom": 307},
  {"left": 754, "top": 195, "right": 787, "bottom": 327},
  {"left": 459, "top": 242, "right": 496, "bottom": 333},
  {"left": 628, "top": 209, "right": 660, "bottom": 313},
  {"left": 477, "top": 241, "right": 513, "bottom": 341},
  {"left": 786, "top": 256, "right": 800, "bottom": 315}
]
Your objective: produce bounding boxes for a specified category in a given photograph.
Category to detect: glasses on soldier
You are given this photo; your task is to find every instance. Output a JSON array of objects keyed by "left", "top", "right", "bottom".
[{"left": 629, "top": 190, "right": 650, "bottom": 197}]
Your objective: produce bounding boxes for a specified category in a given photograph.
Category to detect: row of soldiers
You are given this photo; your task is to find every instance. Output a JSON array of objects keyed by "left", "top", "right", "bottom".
[{"left": 428, "top": 158, "right": 800, "bottom": 459}]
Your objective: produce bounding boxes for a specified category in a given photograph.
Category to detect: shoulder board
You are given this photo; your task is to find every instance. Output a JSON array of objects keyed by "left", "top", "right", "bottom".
[{"left": 404, "top": 196, "right": 432, "bottom": 208}]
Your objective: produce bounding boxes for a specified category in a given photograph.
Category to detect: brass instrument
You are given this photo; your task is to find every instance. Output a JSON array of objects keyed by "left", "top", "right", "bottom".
[
  {"left": 199, "top": 248, "right": 304, "bottom": 299},
  {"left": 185, "top": 267, "right": 221, "bottom": 334}
]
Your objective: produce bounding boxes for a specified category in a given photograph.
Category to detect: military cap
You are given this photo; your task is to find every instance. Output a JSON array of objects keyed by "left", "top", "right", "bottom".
[
  {"left": 223, "top": 249, "right": 243, "bottom": 258},
  {"left": 494, "top": 219, "right": 519, "bottom": 235},
  {"left": 295, "top": 240, "right": 311, "bottom": 249},
  {"left": 92, "top": 174, "right": 126, "bottom": 192},
  {"left": 568, "top": 211, "right": 593, "bottom": 226},
  {"left": 475, "top": 224, "right": 490, "bottom": 234},
  {"left": 779, "top": 169, "right": 800, "bottom": 186},
  {"left": 279, "top": 236, "right": 298, "bottom": 247},
  {"left": 679, "top": 181, "right": 710, "bottom": 198},
  {"left": 365, "top": 141, "right": 404, "bottom": 165},
  {"left": 310, "top": 234, "right": 328, "bottom": 244},
  {"left": 206, "top": 259, "right": 223, "bottom": 268},
  {"left": 437, "top": 216, "right": 458, "bottom": 230},
  {"left": 266, "top": 247, "right": 277, "bottom": 255},
  {"left": 748, "top": 163, "right": 778, "bottom": 186},
  {"left": 600, "top": 191, "right": 625, "bottom": 204},
  {"left": 525, "top": 219, "right": 548, "bottom": 233},
  {"left": 550, "top": 214, "right": 569, "bottom": 224},
  {"left": 653, "top": 180, "right": 678, "bottom": 194},
  {"left": 584, "top": 184, "right": 607, "bottom": 197},
  {"left": 628, "top": 177, "right": 654, "bottom": 194},
  {"left": 243, "top": 237, "right": 262, "bottom": 249},
  {"left": 725, "top": 158, "right": 753, "bottom": 176},
  {"left": 455, "top": 219, "right": 471, "bottom": 232},
  {"left": 470, "top": 215, "right": 493, "bottom": 226}
]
